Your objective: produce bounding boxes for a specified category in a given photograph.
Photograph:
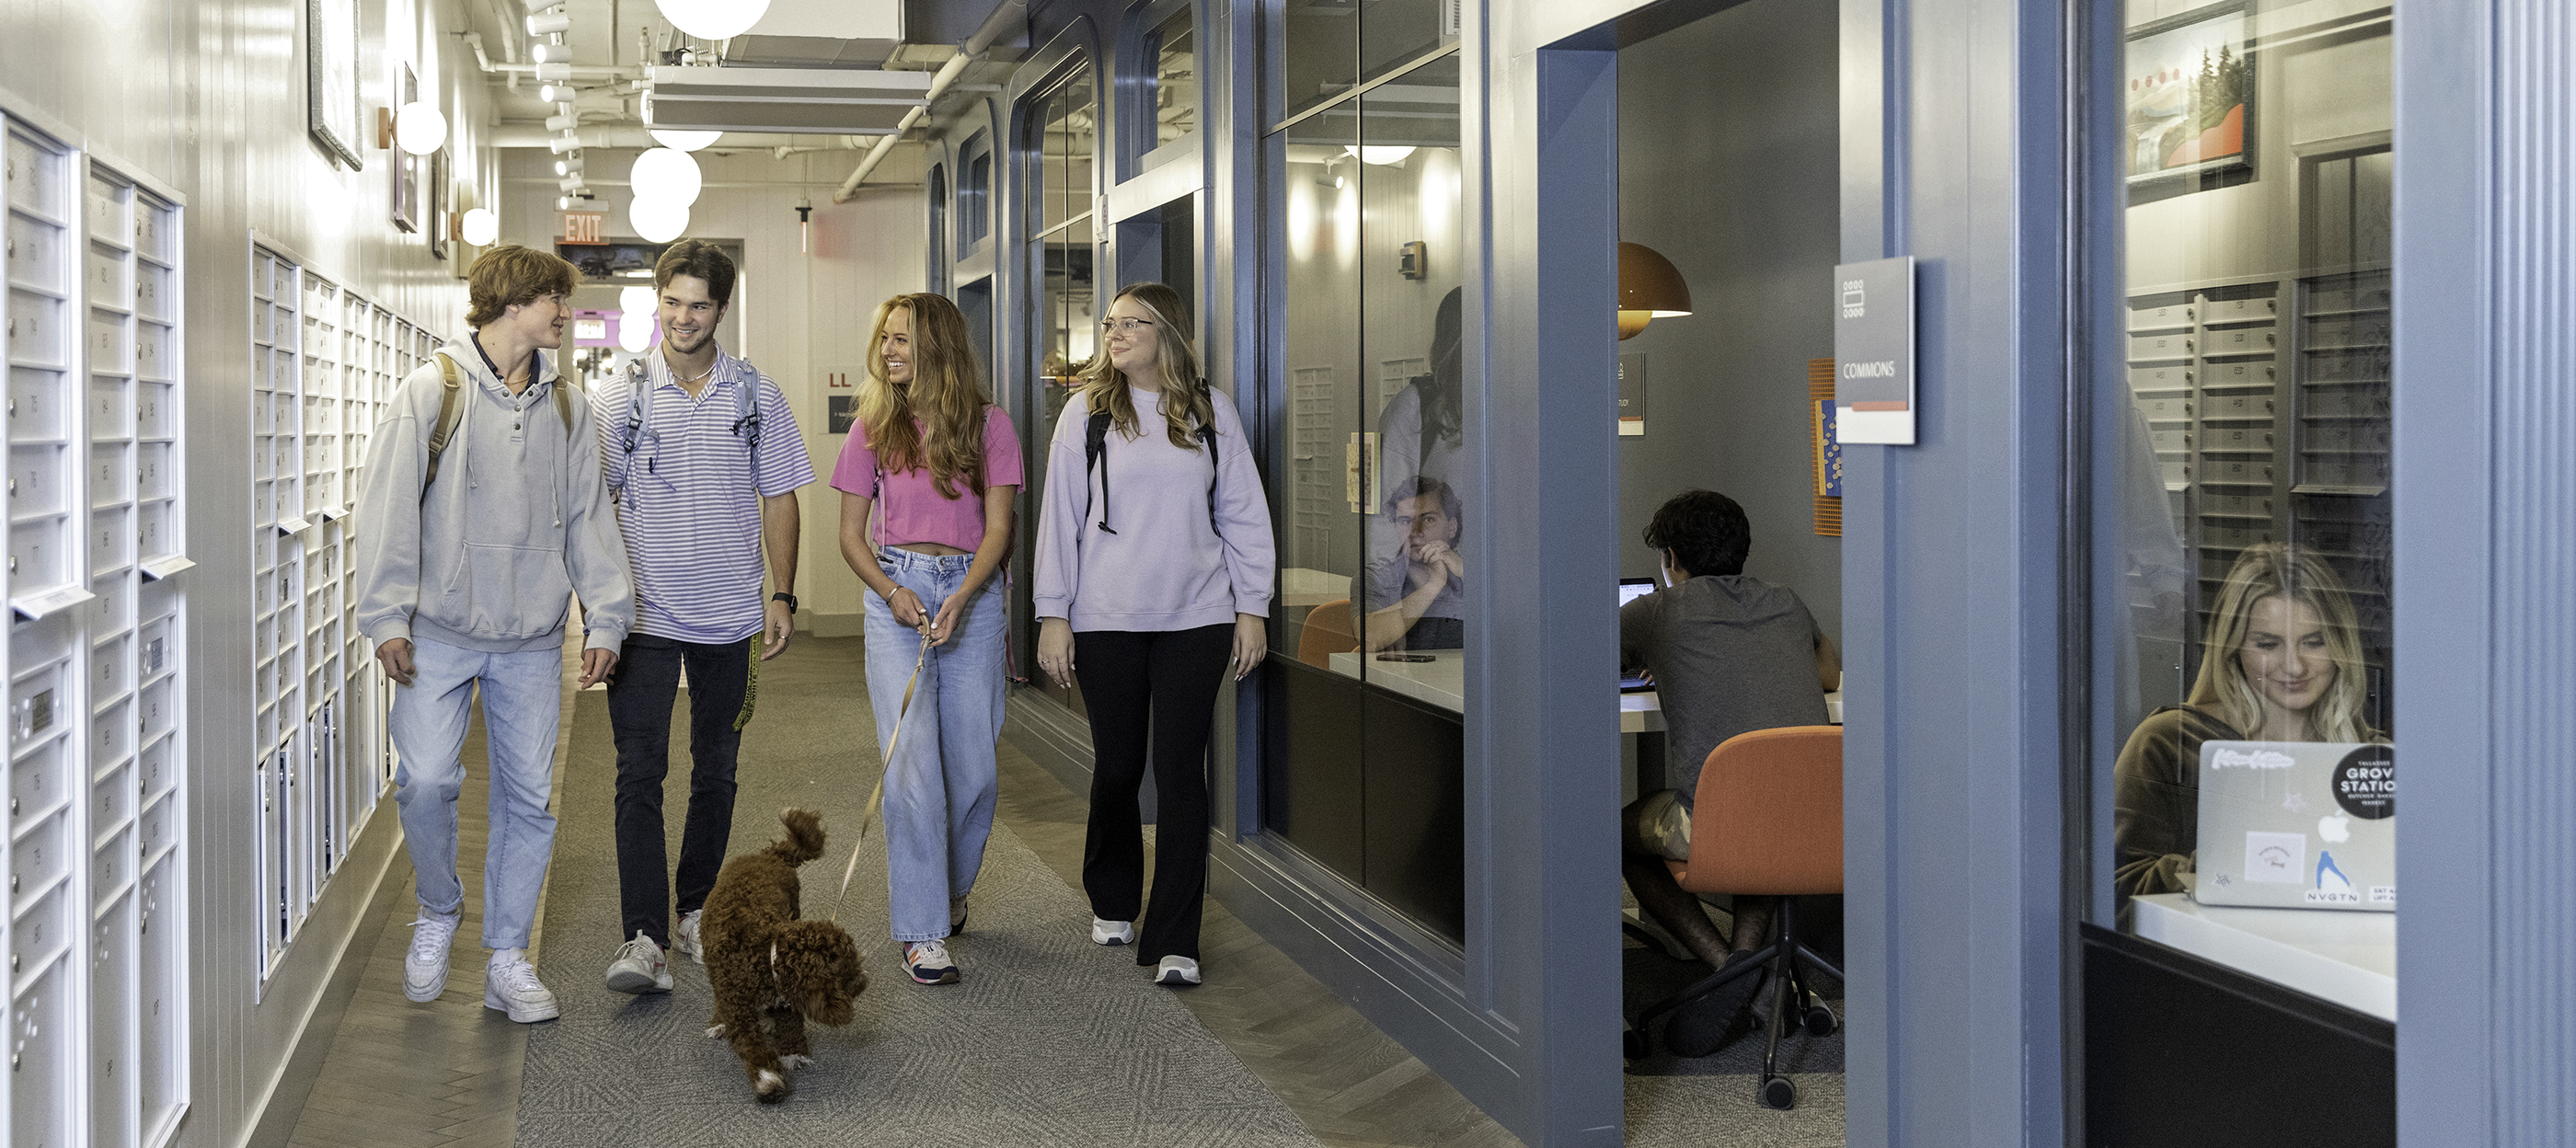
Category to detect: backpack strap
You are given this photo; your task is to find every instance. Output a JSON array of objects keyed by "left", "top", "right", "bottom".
[
  {"left": 1083, "top": 407, "right": 1117, "bottom": 534},
  {"left": 420, "top": 352, "right": 466, "bottom": 499},
  {"left": 1081, "top": 394, "right": 1225, "bottom": 537}
]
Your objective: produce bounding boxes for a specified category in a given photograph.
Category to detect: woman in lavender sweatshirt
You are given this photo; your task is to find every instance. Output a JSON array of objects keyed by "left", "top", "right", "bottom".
[{"left": 1033, "top": 281, "right": 1276, "bottom": 987}]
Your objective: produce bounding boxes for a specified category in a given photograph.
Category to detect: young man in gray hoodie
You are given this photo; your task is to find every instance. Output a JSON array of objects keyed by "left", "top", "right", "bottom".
[{"left": 353, "top": 245, "right": 634, "bottom": 1023}]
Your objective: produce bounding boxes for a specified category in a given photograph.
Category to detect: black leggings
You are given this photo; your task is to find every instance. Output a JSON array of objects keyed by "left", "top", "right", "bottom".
[{"left": 1074, "top": 625, "right": 1232, "bottom": 964}]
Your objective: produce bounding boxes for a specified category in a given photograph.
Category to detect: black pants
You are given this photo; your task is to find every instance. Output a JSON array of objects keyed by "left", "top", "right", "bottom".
[
  {"left": 1075, "top": 625, "right": 1232, "bottom": 965},
  {"left": 607, "top": 634, "right": 757, "bottom": 947}
]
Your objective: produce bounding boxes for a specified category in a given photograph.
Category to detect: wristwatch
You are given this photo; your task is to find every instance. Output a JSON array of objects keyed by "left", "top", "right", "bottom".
[{"left": 770, "top": 591, "right": 799, "bottom": 613}]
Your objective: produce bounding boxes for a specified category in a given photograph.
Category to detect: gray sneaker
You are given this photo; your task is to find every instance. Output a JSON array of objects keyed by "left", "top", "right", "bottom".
[
  {"left": 672, "top": 909, "right": 705, "bottom": 965},
  {"left": 486, "top": 948, "right": 560, "bottom": 1022},
  {"left": 604, "top": 931, "right": 673, "bottom": 994},
  {"left": 404, "top": 910, "right": 462, "bottom": 1003},
  {"left": 1090, "top": 917, "right": 1134, "bottom": 946}
]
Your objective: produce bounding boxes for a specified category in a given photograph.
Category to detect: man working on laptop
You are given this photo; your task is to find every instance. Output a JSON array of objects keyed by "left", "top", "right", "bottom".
[{"left": 1619, "top": 489, "right": 1838, "bottom": 1054}]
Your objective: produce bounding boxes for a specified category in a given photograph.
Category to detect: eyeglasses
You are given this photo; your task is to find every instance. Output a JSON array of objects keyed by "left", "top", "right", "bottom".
[{"left": 1100, "top": 317, "right": 1156, "bottom": 335}]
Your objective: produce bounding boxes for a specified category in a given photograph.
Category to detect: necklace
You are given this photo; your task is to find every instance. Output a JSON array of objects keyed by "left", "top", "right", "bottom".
[{"left": 665, "top": 356, "right": 717, "bottom": 385}]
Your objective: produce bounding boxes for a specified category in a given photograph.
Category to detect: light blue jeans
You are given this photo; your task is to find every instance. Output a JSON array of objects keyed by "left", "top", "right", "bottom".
[
  {"left": 389, "top": 635, "right": 565, "bottom": 950},
  {"left": 863, "top": 549, "right": 1006, "bottom": 942}
]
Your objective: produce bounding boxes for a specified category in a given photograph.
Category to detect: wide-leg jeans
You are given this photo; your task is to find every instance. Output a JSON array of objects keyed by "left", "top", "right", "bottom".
[{"left": 862, "top": 548, "right": 1007, "bottom": 943}]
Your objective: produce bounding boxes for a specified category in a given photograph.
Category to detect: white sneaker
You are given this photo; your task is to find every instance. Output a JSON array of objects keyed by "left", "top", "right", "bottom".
[
  {"left": 1090, "top": 917, "right": 1134, "bottom": 946},
  {"left": 404, "top": 910, "right": 462, "bottom": 1003},
  {"left": 604, "top": 931, "right": 673, "bottom": 994},
  {"left": 485, "top": 948, "right": 560, "bottom": 1022},
  {"left": 902, "top": 938, "right": 961, "bottom": 985},
  {"left": 672, "top": 910, "right": 705, "bottom": 964},
  {"left": 1153, "top": 955, "right": 1202, "bottom": 986}
]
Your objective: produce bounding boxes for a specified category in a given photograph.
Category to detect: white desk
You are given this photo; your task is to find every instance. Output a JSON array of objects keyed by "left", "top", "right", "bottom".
[
  {"left": 1323, "top": 649, "right": 1843, "bottom": 728},
  {"left": 2131, "top": 891, "right": 2396, "bottom": 1021}
]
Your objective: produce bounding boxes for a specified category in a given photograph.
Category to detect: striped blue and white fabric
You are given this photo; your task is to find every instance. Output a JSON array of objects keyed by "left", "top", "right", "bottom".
[{"left": 596, "top": 349, "right": 817, "bottom": 644}]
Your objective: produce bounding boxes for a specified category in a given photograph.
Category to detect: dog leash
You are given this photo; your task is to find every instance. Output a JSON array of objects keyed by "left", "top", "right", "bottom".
[{"left": 828, "top": 629, "right": 933, "bottom": 924}]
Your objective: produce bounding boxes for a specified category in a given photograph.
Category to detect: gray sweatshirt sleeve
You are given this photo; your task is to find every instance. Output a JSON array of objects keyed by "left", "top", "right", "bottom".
[
  {"left": 1030, "top": 396, "right": 1090, "bottom": 621},
  {"left": 352, "top": 369, "right": 436, "bottom": 648},
  {"left": 560, "top": 388, "right": 635, "bottom": 650},
  {"left": 1210, "top": 398, "right": 1276, "bottom": 618}
]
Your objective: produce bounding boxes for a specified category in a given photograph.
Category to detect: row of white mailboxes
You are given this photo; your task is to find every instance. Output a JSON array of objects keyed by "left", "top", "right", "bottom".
[
  {"left": 2157, "top": 457, "right": 2392, "bottom": 488},
  {"left": 2126, "top": 284, "right": 2393, "bottom": 333},
  {"left": 9, "top": 442, "right": 178, "bottom": 510},
  {"left": 9, "top": 376, "right": 178, "bottom": 441},
  {"left": 2136, "top": 392, "right": 2390, "bottom": 420},
  {"left": 251, "top": 389, "right": 397, "bottom": 432},
  {"left": 2129, "top": 354, "right": 2388, "bottom": 390},
  {"left": 6, "top": 507, "right": 180, "bottom": 586},
  {"left": 2, "top": 299, "right": 177, "bottom": 376},
  {"left": 251, "top": 307, "right": 422, "bottom": 366},
  {"left": 2148, "top": 424, "right": 2394, "bottom": 453},
  {"left": 2128, "top": 319, "right": 2394, "bottom": 362}
]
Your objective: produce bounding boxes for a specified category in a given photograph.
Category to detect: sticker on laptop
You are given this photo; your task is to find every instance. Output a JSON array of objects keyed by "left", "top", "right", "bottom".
[
  {"left": 2244, "top": 831, "right": 2305, "bottom": 884},
  {"left": 2306, "top": 850, "right": 2360, "bottom": 904},
  {"left": 2332, "top": 745, "right": 2396, "bottom": 820}
]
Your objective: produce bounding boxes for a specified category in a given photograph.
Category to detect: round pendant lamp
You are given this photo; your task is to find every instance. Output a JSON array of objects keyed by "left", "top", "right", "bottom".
[
  {"left": 1616, "top": 242, "right": 1693, "bottom": 339},
  {"left": 629, "top": 196, "right": 689, "bottom": 244},
  {"left": 654, "top": 0, "right": 770, "bottom": 41},
  {"left": 629, "top": 146, "right": 703, "bottom": 207},
  {"left": 650, "top": 129, "right": 722, "bottom": 152}
]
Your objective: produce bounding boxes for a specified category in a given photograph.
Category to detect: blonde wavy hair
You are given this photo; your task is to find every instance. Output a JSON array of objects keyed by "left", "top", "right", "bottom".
[
  {"left": 2188, "top": 543, "right": 2372, "bottom": 741},
  {"left": 857, "top": 293, "right": 991, "bottom": 499},
  {"left": 1076, "top": 282, "right": 1215, "bottom": 452}
]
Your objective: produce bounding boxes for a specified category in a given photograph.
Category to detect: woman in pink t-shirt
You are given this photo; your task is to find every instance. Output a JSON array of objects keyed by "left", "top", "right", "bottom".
[{"left": 831, "top": 292, "right": 1023, "bottom": 987}]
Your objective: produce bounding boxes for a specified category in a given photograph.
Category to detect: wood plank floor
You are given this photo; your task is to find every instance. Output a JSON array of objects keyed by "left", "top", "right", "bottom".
[{"left": 281, "top": 657, "right": 1524, "bottom": 1148}]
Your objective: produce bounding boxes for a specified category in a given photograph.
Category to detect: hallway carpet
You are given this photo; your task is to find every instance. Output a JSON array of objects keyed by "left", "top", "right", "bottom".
[{"left": 515, "top": 637, "right": 1321, "bottom": 1147}]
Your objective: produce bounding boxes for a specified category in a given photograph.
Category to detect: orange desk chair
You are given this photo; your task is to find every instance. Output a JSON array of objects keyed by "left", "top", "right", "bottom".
[
  {"left": 1295, "top": 598, "right": 1359, "bottom": 667},
  {"left": 1626, "top": 725, "right": 1846, "bottom": 1110}
]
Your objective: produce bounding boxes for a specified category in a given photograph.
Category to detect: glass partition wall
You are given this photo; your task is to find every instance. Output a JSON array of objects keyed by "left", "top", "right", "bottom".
[
  {"left": 1260, "top": 7, "right": 1467, "bottom": 945},
  {"left": 2087, "top": 0, "right": 2398, "bottom": 1050},
  {"left": 1020, "top": 64, "right": 1098, "bottom": 713}
]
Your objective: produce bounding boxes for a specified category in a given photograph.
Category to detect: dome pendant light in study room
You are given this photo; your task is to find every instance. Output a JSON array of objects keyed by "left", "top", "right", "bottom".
[{"left": 1616, "top": 241, "right": 1693, "bottom": 339}]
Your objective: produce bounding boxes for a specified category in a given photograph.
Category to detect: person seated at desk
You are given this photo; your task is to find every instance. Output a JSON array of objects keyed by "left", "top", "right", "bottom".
[
  {"left": 2113, "top": 544, "right": 2378, "bottom": 910},
  {"left": 1618, "top": 490, "right": 1839, "bottom": 1052},
  {"left": 1359, "top": 476, "right": 1466, "bottom": 652}
]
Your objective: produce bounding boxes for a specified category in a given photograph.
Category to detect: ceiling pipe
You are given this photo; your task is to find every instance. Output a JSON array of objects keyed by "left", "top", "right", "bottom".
[
  {"left": 831, "top": 0, "right": 1025, "bottom": 203},
  {"left": 492, "top": 125, "right": 657, "bottom": 149}
]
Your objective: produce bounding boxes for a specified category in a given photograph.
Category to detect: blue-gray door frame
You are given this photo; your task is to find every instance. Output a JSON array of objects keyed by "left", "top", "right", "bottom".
[
  {"left": 2395, "top": 0, "right": 2576, "bottom": 1142},
  {"left": 1838, "top": 0, "right": 2074, "bottom": 1144}
]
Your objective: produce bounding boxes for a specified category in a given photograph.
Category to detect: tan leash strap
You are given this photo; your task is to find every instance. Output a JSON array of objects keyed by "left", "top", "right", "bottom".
[{"left": 830, "top": 631, "right": 933, "bottom": 924}]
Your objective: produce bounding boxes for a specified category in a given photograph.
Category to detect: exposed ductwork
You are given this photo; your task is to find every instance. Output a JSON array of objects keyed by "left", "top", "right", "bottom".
[
  {"left": 491, "top": 125, "right": 657, "bottom": 149},
  {"left": 830, "top": 0, "right": 1026, "bottom": 203}
]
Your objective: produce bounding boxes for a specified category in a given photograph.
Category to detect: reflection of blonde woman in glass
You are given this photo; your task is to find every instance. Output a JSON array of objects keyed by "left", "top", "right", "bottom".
[{"left": 2113, "top": 544, "right": 2377, "bottom": 904}]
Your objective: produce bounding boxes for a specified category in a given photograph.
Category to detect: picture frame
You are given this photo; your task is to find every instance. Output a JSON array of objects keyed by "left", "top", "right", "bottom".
[
  {"left": 389, "top": 63, "right": 420, "bottom": 233},
  {"left": 2124, "top": 2, "right": 2256, "bottom": 196},
  {"left": 427, "top": 148, "right": 450, "bottom": 261},
  {"left": 305, "top": 0, "right": 364, "bottom": 169}
]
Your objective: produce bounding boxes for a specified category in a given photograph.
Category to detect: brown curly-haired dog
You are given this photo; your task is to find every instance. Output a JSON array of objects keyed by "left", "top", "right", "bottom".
[{"left": 699, "top": 808, "right": 869, "bottom": 1103}]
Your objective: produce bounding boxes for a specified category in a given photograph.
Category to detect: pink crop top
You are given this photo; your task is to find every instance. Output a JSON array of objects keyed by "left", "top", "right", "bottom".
[{"left": 828, "top": 405, "right": 1025, "bottom": 552}]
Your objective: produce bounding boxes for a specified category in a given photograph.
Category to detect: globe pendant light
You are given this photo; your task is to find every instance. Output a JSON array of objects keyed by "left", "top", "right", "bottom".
[
  {"left": 629, "top": 196, "right": 689, "bottom": 244},
  {"left": 393, "top": 101, "right": 447, "bottom": 155},
  {"left": 653, "top": 0, "right": 770, "bottom": 42},
  {"left": 618, "top": 313, "right": 654, "bottom": 352},
  {"left": 460, "top": 208, "right": 500, "bottom": 247},
  {"left": 650, "top": 129, "right": 721, "bottom": 153},
  {"left": 629, "top": 146, "right": 703, "bottom": 207}
]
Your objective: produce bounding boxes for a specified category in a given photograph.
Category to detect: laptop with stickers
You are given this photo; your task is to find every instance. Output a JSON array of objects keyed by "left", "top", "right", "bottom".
[{"left": 2191, "top": 740, "right": 2396, "bottom": 912}]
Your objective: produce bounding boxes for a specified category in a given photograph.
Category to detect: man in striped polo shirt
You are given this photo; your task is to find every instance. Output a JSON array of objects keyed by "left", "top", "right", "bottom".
[{"left": 598, "top": 239, "right": 818, "bottom": 994}]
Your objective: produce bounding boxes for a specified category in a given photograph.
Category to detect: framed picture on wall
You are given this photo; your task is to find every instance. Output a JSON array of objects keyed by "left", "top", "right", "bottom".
[
  {"left": 390, "top": 64, "right": 420, "bottom": 233},
  {"left": 2124, "top": 2, "right": 2254, "bottom": 194},
  {"left": 428, "top": 148, "right": 451, "bottom": 261},
  {"left": 306, "top": 0, "right": 364, "bottom": 169}
]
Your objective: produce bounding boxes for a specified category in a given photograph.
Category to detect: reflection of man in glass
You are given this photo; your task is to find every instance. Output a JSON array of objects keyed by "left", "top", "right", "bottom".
[{"left": 1360, "top": 476, "right": 1464, "bottom": 651}]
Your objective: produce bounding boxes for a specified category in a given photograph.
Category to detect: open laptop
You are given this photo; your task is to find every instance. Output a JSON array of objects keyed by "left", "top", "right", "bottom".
[
  {"left": 1618, "top": 578, "right": 1657, "bottom": 693},
  {"left": 2191, "top": 740, "right": 2396, "bottom": 912}
]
